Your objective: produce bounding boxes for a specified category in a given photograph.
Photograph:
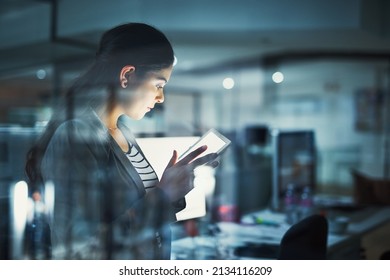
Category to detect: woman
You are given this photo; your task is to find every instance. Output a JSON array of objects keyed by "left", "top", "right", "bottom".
[{"left": 25, "top": 23, "right": 217, "bottom": 259}]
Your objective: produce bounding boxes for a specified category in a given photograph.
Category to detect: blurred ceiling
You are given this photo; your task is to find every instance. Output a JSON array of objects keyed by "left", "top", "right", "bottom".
[{"left": 0, "top": 0, "right": 390, "bottom": 83}]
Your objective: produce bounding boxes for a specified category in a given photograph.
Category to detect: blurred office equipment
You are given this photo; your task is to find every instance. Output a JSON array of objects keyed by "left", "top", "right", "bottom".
[
  {"left": 23, "top": 190, "right": 51, "bottom": 259},
  {"left": 0, "top": 193, "right": 10, "bottom": 259},
  {"left": 271, "top": 129, "right": 316, "bottom": 212},
  {"left": 236, "top": 126, "right": 273, "bottom": 215},
  {"left": 0, "top": 126, "right": 43, "bottom": 259},
  {"left": 234, "top": 213, "right": 328, "bottom": 260},
  {"left": 351, "top": 169, "right": 390, "bottom": 206},
  {"left": 0, "top": 126, "right": 43, "bottom": 181},
  {"left": 278, "top": 214, "right": 328, "bottom": 260},
  {"left": 234, "top": 242, "right": 279, "bottom": 259},
  {"left": 171, "top": 206, "right": 390, "bottom": 259},
  {"left": 211, "top": 130, "right": 239, "bottom": 222}
]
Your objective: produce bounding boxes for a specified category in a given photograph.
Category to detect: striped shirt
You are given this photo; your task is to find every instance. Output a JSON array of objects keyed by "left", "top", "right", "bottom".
[{"left": 125, "top": 141, "right": 159, "bottom": 191}]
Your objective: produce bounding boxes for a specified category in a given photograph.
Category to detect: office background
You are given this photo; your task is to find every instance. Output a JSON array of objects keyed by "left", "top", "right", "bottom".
[{"left": 0, "top": 0, "right": 389, "bottom": 259}]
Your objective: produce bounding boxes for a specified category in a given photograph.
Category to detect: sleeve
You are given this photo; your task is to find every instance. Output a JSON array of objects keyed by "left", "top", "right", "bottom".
[
  {"left": 41, "top": 120, "right": 183, "bottom": 259},
  {"left": 121, "top": 186, "right": 186, "bottom": 259},
  {"left": 41, "top": 121, "right": 106, "bottom": 258}
]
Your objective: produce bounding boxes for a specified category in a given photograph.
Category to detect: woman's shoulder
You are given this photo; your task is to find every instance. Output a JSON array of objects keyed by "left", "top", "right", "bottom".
[
  {"left": 51, "top": 117, "right": 107, "bottom": 145},
  {"left": 44, "top": 118, "right": 110, "bottom": 165},
  {"left": 53, "top": 119, "right": 90, "bottom": 138}
]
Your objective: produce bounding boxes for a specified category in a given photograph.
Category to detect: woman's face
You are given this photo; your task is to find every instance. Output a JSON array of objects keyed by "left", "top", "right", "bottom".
[{"left": 123, "top": 65, "right": 173, "bottom": 120}]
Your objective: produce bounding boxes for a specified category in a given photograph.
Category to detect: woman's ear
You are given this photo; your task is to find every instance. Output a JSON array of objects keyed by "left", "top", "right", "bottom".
[{"left": 119, "top": 65, "right": 135, "bottom": 88}]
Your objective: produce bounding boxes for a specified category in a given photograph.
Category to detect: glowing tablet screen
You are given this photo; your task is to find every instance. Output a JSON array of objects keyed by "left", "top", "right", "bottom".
[{"left": 179, "top": 129, "right": 231, "bottom": 161}]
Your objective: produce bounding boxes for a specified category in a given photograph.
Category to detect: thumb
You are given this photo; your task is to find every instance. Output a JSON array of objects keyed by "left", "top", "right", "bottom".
[{"left": 165, "top": 150, "right": 178, "bottom": 169}]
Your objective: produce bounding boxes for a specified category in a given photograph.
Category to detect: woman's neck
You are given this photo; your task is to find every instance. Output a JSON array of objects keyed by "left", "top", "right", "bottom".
[
  {"left": 97, "top": 105, "right": 124, "bottom": 131},
  {"left": 97, "top": 105, "right": 129, "bottom": 152}
]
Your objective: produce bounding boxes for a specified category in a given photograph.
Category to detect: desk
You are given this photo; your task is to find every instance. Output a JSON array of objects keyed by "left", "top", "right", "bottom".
[
  {"left": 326, "top": 206, "right": 390, "bottom": 259},
  {"left": 171, "top": 206, "right": 390, "bottom": 260}
]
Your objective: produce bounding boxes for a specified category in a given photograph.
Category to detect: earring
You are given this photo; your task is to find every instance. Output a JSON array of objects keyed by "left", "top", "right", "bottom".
[{"left": 121, "top": 79, "right": 128, "bottom": 88}]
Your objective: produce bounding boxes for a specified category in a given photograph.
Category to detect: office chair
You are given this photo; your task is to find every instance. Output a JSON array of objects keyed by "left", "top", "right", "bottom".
[{"left": 278, "top": 214, "right": 328, "bottom": 260}]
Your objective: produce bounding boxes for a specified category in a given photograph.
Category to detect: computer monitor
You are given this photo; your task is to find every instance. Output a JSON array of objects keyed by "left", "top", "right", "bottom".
[{"left": 271, "top": 129, "right": 316, "bottom": 211}]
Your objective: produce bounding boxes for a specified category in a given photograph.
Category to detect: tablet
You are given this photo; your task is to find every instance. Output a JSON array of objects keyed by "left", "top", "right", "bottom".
[{"left": 178, "top": 128, "right": 231, "bottom": 161}]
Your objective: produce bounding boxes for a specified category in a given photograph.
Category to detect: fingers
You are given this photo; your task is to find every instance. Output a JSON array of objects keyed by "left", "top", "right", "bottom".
[
  {"left": 165, "top": 150, "right": 178, "bottom": 169},
  {"left": 178, "top": 145, "right": 208, "bottom": 165},
  {"left": 190, "top": 152, "right": 219, "bottom": 168}
]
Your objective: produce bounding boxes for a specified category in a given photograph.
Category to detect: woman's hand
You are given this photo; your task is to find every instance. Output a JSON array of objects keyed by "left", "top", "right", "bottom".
[{"left": 158, "top": 145, "right": 219, "bottom": 202}]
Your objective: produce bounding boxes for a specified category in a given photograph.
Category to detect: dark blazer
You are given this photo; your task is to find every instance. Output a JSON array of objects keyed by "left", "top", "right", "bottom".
[{"left": 41, "top": 109, "right": 185, "bottom": 259}]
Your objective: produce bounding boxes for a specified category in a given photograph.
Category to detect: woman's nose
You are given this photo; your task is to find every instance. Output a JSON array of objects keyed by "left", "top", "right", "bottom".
[{"left": 156, "top": 91, "right": 164, "bottom": 103}]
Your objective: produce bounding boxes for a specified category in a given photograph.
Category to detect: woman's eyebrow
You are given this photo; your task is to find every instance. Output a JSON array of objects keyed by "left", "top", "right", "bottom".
[{"left": 155, "top": 76, "right": 168, "bottom": 83}]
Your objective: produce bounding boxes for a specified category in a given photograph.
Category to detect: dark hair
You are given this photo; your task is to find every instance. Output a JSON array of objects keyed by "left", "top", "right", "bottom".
[
  {"left": 25, "top": 23, "right": 174, "bottom": 189},
  {"left": 74, "top": 22, "right": 174, "bottom": 92}
]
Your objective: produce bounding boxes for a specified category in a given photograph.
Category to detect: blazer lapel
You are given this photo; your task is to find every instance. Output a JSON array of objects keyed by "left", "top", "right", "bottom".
[
  {"left": 108, "top": 134, "right": 146, "bottom": 198},
  {"left": 116, "top": 114, "right": 154, "bottom": 163},
  {"left": 88, "top": 109, "right": 146, "bottom": 198}
]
